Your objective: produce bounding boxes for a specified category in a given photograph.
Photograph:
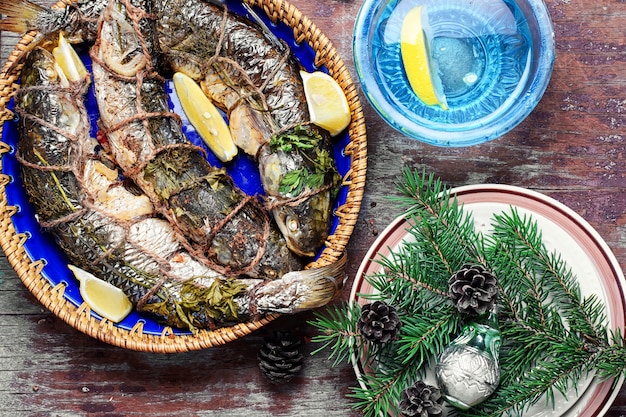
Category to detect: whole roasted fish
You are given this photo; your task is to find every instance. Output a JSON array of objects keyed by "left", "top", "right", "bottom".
[
  {"left": 90, "top": 0, "right": 303, "bottom": 279},
  {"left": 155, "top": 0, "right": 343, "bottom": 256},
  {"left": 0, "top": 0, "right": 343, "bottom": 258},
  {"left": 15, "top": 40, "right": 346, "bottom": 332},
  {"left": 259, "top": 125, "right": 341, "bottom": 257},
  {"left": 155, "top": 0, "right": 307, "bottom": 155}
]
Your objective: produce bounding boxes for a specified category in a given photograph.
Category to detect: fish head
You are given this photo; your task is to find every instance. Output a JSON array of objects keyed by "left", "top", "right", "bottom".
[
  {"left": 21, "top": 47, "right": 68, "bottom": 88},
  {"left": 259, "top": 128, "right": 339, "bottom": 258},
  {"left": 271, "top": 191, "right": 332, "bottom": 258}
]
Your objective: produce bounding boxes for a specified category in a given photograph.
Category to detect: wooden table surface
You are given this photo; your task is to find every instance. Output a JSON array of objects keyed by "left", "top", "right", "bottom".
[{"left": 1, "top": 0, "right": 625, "bottom": 415}]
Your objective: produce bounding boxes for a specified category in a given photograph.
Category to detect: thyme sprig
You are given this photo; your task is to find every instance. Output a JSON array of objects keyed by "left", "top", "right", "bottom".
[{"left": 310, "top": 169, "right": 626, "bottom": 417}]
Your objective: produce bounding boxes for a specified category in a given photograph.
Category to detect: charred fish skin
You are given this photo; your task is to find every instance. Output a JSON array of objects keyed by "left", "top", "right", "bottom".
[
  {"left": 14, "top": 46, "right": 173, "bottom": 322},
  {"left": 15, "top": 46, "right": 157, "bottom": 308},
  {"left": 155, "top": 0, "right": 308, "bottom": 132},
  {"left": 91, "top": 0, "right": 304, "bottom": 279},
  {"left": 164, "top": 165, "right": 304, "bottom": 278},
  {"left": 16, "top": 48, "right": 84, "bottom": 224}
]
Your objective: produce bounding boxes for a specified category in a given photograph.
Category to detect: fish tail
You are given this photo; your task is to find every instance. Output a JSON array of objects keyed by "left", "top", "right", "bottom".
[
  {"left": 253, "top": 252, "right": 348, "bottom": 314},
  {"left": 0, "top": 0, "right": 45, "bottom": 33}
]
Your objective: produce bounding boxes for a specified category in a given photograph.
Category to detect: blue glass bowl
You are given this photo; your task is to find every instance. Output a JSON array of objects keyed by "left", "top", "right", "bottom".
[{"left": 353, "top": 0, "right": 555, "bottom": 147}]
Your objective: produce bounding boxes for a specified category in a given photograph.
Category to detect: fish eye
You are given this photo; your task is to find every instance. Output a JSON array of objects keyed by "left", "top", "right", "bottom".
[
  {"left": 45, "top": 67, "right": 57, "bottom": 79},
  {"left": 287, "top": 216, "right": 299, "bottom": 233},
  {"left": 266, "top": 268, "right": 277, "bottom": 279}
]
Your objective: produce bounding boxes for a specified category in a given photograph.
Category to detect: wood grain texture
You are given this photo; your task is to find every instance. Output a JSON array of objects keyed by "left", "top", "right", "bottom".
[{"left": 1, "top": 0, "right": 626, "bottom": 415}]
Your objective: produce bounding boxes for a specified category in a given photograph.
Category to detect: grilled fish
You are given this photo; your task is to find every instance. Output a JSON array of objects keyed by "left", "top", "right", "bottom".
[
  {"left": 15, "top": 40, "right": 346, "bottom": 332},
  {"left": 154, "top": 0, "right": 342, "bottom": 256},
  {"left": 0, "top": 0, "right": 342, "bottom": 257},
  {"left": 90, "top": 0, "right": 303, "bottom": 278}
]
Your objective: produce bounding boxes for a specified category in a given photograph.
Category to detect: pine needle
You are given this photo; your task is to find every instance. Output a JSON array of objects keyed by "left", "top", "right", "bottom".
[
  {"left": 309, "top": 303, "right": 360, "bottom": 367},
  {"left": 309, "top": 170, "right": 626, "bottom": 417}
]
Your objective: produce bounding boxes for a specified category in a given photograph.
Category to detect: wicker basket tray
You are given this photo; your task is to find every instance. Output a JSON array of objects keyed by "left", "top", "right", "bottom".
[{"left": 0, "top": 0, "right": 367, "bottom": 352}]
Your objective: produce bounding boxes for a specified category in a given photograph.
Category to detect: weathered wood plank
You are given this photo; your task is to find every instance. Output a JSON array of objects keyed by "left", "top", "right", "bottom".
[{"left": 0, "top": 0, "right": 626, "bottom": 415}]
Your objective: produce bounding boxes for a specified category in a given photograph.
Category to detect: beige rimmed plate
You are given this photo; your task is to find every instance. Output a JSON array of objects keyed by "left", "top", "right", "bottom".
[{"left": 350, "top": 184, "right": 625, "bottom": 417}]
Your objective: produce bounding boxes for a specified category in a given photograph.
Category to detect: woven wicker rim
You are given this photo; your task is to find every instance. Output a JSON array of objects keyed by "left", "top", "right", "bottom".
[{"left": 0, "top": 0, "right": 367, "bottom": 352}]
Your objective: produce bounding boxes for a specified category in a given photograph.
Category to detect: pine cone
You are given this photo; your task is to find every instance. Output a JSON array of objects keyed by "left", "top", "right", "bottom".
[
  {"left": 258, "top": 331, "right": 304, "bottom": 384},
  {"left": 357, "top": 301, "right": 401, "bottom": 344},
  {"left": 449, "top": 263, "right": 499, "bottom": 316},
  {"left": 399, "top": 381, "right": 444, "bottom": 417}
]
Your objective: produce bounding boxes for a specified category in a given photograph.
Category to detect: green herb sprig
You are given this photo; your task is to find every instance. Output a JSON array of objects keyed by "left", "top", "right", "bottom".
[
  {"left": 270, "top": 125, "right": 341, "bottom": 197},
  {"left": 310, "top": 169, "right": 626, "bottom": 417}
]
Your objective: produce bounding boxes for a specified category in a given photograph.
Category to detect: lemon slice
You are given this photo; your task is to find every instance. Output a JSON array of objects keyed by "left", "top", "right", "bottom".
[
  {"left": 52, "top": 33, "right": 88, "bottom": 83},
  {"left": 69, "top": 265, "right": 133, "bottom": 323},
  {"left": 400, "top": 6, "right": 448, "bottom": 110},
  {"left": 173, "top": 72, "right": 238, "bottom": 162},
  {"left": 300, "top": 71, "right": 351, "bottom": 136}
]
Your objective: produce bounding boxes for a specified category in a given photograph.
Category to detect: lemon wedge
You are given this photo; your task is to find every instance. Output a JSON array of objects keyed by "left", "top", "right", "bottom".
[
  {"left": 300, "top": 70, "right": 351, "bottom": 136},
  {"left": 400, "top": 6, "right": 448, "bottom": 110},
  {"left": 52, "top": 33, "right": 88, "bottom": 83},
  {"left": 173, "top": 72, "right": 238, "bottom": 162},
  {"left": 69, "top": 265, "right": 133, "bottom": 323}
]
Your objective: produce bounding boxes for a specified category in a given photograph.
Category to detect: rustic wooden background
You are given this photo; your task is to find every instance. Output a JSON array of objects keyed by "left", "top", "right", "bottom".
[{"left": 1, "top": 0, "right": 626, "bottom": 415}]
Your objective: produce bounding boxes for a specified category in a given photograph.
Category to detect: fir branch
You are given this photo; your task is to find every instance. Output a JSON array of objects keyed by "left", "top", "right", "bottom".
[
  {"left": 390, "top": 169, "right": 448, "bottom": 218},
  {"left": 309, "top": 303, "right": 361, "bottom": 367},
  {"left": 390, "top": 168, "right": 487, "bottom": 269},
  {"left": 482, "top": 208, "right": 610, "bottom": 390},
  {"left": 309, "top": 170, "right": 626, "bottom": 417},
  {"left": 349, "top": 371, "right": 405, "bottom": 417},
  {"left": 396, "top": 311, "right": 460, "bottom": 367},
  {"left": 497, "top": 321, "right": 565, "bottom": 385},
  {"left": 364, "top": 266, "right": 449, "bottom": 313},
  {"left": 310, "top": 304, "right": 430, "bottom": 417},
  {"left": 594, "top": 329, "right": 626, "bottom": 381},
  {"left": 350, "top": 337, "right": 432, "bottom": 417},
  {"left": 488, "top": 209, "right": 607, "bottom": 342}
]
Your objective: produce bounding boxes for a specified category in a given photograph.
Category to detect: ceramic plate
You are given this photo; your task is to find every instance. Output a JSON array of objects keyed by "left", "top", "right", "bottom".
[
  {"left": 1, "top": 0, "right": 352, "bottom": 335},
  {"left": 350, "top": 184, "right": 625, "bottom": 417}
]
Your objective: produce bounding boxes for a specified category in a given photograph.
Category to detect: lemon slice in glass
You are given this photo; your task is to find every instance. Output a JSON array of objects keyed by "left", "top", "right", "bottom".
[
  {"left": 69, "top": 265, "right": 133, "bottom": 323},
  {"left": 400, "top": 6, "right": 448, "bottom": 110},
  {"left": 300, "top": 70, "right": 351, "bottom": 136},
  {"left": 173, "top": 72, "right": 238, "bottom": 162}
]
